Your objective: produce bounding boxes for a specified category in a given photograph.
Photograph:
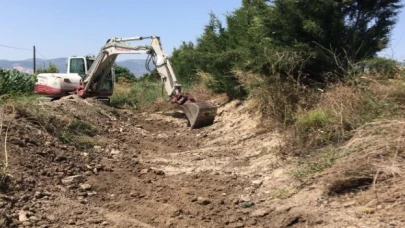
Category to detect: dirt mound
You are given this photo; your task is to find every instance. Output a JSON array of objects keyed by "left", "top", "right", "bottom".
[{"left": 0, "top": 97, "right": 122, "bottom": 227}]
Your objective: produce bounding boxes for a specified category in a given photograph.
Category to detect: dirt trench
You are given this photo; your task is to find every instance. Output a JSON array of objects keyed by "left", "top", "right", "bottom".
[{"left": 0, "top": 96, "right": 402, "bottom": 228}]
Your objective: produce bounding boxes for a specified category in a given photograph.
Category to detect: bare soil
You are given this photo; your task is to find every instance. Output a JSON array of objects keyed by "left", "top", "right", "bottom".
[{"left": 0, "top": 95, "right": 403, "bottom": 228}]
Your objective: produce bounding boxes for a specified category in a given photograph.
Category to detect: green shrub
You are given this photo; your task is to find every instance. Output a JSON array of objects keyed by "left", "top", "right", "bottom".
[
  {"left": 110, "top": 80, "right": 167, "bottom": 111},
  {"left": 295, "top": 109, "right": 332, "bottom": 132},
  {"left": 0, "top": 69, "right": 35, "bottom": 95},
  {"left": 361, "top": 57, "right": 399, "bottom": 79},
  {"left": 234, "top": 70, "right": 319, "bottom": 126}
]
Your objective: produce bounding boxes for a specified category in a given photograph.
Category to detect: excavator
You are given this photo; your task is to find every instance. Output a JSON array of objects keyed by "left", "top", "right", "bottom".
[{"left": 34, "top": 35, "right": 217, "bottom": 129}]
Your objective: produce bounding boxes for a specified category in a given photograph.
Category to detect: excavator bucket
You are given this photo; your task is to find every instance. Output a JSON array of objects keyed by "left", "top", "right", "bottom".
[{"left": 177, "top": 100, "right": 218, "bottom": 129}]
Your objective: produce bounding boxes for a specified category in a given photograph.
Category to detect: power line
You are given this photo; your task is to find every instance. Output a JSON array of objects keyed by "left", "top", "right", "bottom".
[
  {"left": 0, "top": 44, "right": 31, "bottom": 51},
  {"left": 35, "top": 48, "right": 49, "bottom": 61},
  {"left": 0, "top": 44, "right": 50, "bottom": 61}
]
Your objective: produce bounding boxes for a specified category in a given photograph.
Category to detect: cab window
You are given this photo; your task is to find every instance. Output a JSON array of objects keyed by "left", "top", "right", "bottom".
[{"left": 69, "top": 58, "right": 85, "bottom": 74}]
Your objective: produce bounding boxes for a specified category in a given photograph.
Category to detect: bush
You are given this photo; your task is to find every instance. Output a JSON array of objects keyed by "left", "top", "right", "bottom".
[
  {"left": 110, "top": 80, "right": 171, "bottom": 112},
  {"left": 291, "top": 80, "right": 405, "bottom": 151},
  {"left": 361, "top": 57, "right": 400, "bottom": 79},
  {"left": 295, "top": 109, "right": 332, "bottom": 132},
  {"left": 34, "top": 63, "right": 59, "bottom": 76},
  {"left": 234, "top": 70, "right": 318, "bottom": 126}
]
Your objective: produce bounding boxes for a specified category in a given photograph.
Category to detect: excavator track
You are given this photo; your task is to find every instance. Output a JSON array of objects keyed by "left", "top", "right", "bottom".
[{"left": 177, "top": 100, "right": 218, "bottom": 129}]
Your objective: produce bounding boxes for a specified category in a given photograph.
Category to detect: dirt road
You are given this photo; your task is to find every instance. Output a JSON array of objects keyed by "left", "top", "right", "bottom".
[{"left": 0, "top": 96, "right": 401, "bottom": 228}]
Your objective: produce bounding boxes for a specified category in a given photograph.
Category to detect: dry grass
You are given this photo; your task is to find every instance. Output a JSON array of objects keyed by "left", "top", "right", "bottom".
[
  {"left": 0, "top": 102, "right": 16, "bottom": 191},
  {"left": 292, "top": 78, "right": 404, "bottom": 151},
  {"left": 187, "top": 83, "right": 216, "bottom": 102},
  {"left": 285, "top": 78, "right": 405, "bottom": 185},
  {"left": 323, "top": 119, "right": 405, "bottom": 218},
  {"left": 233, "top": 70, "right": 319, "bottom": 126}
]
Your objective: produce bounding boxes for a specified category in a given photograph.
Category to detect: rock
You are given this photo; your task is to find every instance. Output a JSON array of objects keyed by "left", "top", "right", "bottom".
[
  {"left": 34, "top": 191, "right": 43, "bottom": 199},
  {"left": 37, "top": 220, "right": 50, "bottom": 226},
  {"left": 234, "top": 222, "right": 245, "bottom": 228},
  {"left": 18, "top": 210, "right": 29, "bottom": 222},
  {"left": 68, "top": 219, "right": 76, "bottom": 225},
  {"left": 46, "top": 214, "right": 56, "bottom": 222},
  {"left": 61, "top": 175, "right": 84, "bottom": 185},
  {"left": 101, "top": 221, "right": 109, "bottom": 226},
  {"left": 197, "top": 197, "right": 211, "bottom": 205},
  {"left": 140, "top": 169, "right": 149, "bottom": 174},
  {"left": 85, "top": 171, "right": 93, "bottom": 176},
  {"left": 110, "top": 149, "right": 120, "bottom": 155},
  {"left": 343, "top": 201, "right": 357, "bottom": 207},
  {"left": 0, "top": 219, "right": 6, "bottom": 227},
  {"left": 29, "top": 216, "right": 39, "bottom": 221},
  {"left": 54, "top": 156, "right": 67, "bottom": 162},
  {"left": 130, "top": 192, "right": 137, "bottom": 197},
  {"left": 87, "top": 191, "right": 97, "bottom": 196},
  {"left": 250, "top": 208, "right": 270, "bottom": 217},
  {"left": 80, "top": 183, "right": 92, "bottom": 191},
  {"left": 154, "top": 170, "right": 165, "bottom": 176},
  {"left": 251, "top": 180, "right": 263, "bottom": 188},
  {"left": 78, "top": 192, "right": 88, "bottom": 197},
  {"left": 22, "top": 221, "right": 32, "bottom": 226},
  {"left": 132, "top": 158, "right": 139, "bottom": 165},
  {"left": 247, "top": 219, "right": 257, "bottom": 226},
  {"left": 240, "top": 201, "right": 254, "bottom": 208}
]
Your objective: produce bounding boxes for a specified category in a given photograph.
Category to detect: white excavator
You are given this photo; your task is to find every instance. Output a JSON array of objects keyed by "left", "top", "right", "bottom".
[{"left": 34, "top": 35, "right": 217, "bottom": 129}]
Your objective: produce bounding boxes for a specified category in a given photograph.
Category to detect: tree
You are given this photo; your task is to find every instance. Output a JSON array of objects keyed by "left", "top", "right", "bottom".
[
  {"left": 113, "top": 64, "right": 136, "bottom": 82},
  {"left": 262, "top": 0, "right": 403, "bottom": 79},
  {"left": 171, "top": 0, "right": 403, "bottom": 96},
  {"left": 35, "top": 62, "right": 59, "bottom": 75}
]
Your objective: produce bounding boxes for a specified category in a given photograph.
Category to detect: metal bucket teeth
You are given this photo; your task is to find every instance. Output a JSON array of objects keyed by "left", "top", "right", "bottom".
[{"left": 178, "top": 100, "right": 218, "bottom": 129}]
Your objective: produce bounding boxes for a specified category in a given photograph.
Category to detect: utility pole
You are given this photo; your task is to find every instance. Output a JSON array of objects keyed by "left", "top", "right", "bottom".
[{"left": 33, "top": 45, "right": 36, "bottom": 74}]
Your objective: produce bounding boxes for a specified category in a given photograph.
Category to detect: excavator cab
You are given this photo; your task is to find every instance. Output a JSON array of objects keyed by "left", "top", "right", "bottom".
[{"left": 67, "top": 56, "right": 114, "bottom": 104}]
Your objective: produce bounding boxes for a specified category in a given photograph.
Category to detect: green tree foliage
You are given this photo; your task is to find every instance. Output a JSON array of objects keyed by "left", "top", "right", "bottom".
[
  {"left": 263, "top": 0, "right": 403, "bottom": 80},
  {"left": 113, "top": 64, "right": 136, "bottom": 82},
  {"left": 138, "top": 69, "right": 161, "bottom": 83},
  {"left": 171, "top": 0, "right": 403, "bottom": 96},
  {"left": 35, "top": 63, "right": 59, "bottom": 76}
]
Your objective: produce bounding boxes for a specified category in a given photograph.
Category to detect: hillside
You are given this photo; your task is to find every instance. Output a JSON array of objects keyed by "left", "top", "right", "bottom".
[{"left": 0, "top": 58, "right": 153, "bottom": 76}]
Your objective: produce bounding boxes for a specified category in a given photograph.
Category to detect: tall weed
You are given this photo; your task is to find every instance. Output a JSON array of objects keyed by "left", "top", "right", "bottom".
[{"left": 234, "top": 70, "right": 319, "bottom": 126}]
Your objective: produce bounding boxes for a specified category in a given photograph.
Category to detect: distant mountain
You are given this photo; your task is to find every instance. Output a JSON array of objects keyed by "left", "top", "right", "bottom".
[{"left": 0, "top": 58, "right": 154, "bottom": 77}]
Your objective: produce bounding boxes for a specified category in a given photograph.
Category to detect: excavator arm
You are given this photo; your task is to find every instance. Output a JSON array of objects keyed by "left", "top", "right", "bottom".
[{"left": 76, "top": 35, "right": 217, "bottom": 129}]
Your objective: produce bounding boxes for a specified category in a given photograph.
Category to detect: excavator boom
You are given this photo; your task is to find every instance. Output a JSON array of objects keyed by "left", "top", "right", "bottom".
[{"left": 77, "top": 35, "right": 217, "bottom": 129}]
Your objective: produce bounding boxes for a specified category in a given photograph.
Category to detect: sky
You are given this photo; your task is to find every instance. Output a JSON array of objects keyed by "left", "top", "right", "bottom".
[
  {"left": 0, "top": 0, "right": 404, "bottom": 62},
  {"left": 0, "top": 0, "right": 242, "bottom": 61}
]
